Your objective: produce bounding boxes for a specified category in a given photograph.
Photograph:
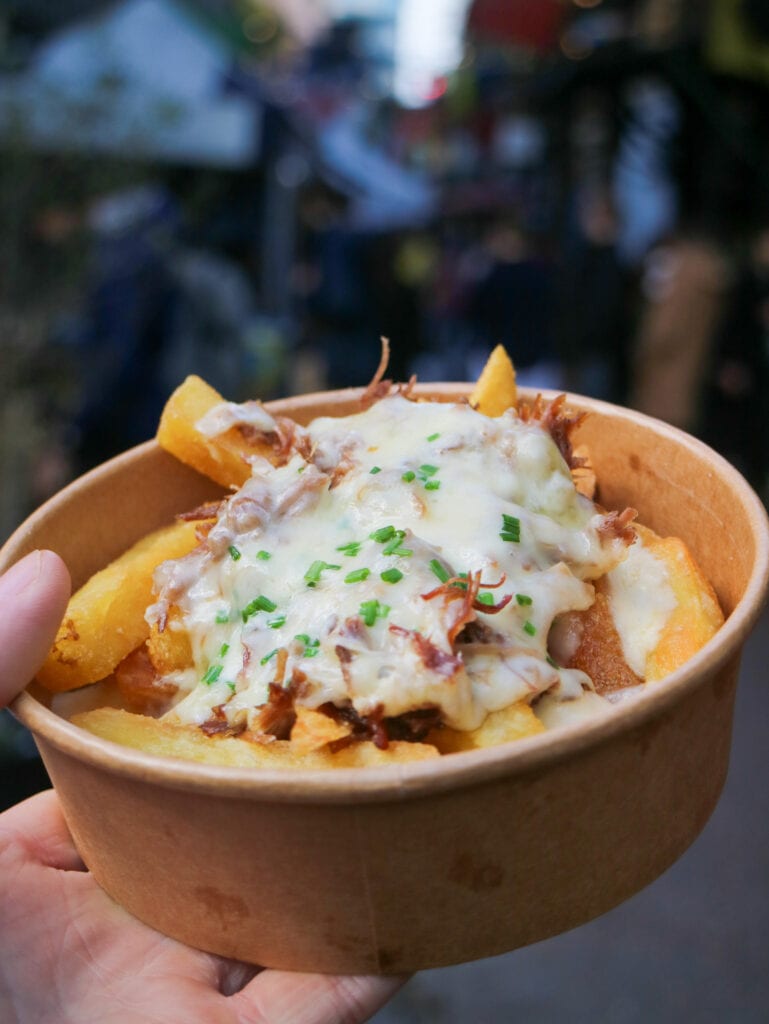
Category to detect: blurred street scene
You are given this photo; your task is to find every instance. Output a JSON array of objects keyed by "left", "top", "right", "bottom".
[{"left": 1, "top": 2, "right": 768, "bottom": 1018}]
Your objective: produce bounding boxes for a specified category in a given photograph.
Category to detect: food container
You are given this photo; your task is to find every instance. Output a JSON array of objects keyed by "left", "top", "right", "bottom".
[{"left": 2, "top": 385, "right": 768, "bottom": 975}]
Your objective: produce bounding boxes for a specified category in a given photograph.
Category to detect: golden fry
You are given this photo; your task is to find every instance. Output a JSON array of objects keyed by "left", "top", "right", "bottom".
[
  {"left": 469, "top": 344, "right": 517, "bottom": 416},
  {"left": 290, "top": 706, "right": 351, "bottom": 752},
  {"left": 427, "top": 701, "right": 544, "bottom": 754},
  {"left": 147, "top": 606, "right": 193, "bottom": 676},
  {"left": 157, "top": 375, "right": 275, "bottom": 489},
  {"left": 37, "top": 520, "right": 200, "bottom": 693},
  {"left": 72, "top": 707, "right": 439, "bottom": 769},
  {"left": 641, "top": 530, "right": 724, "bottom": 681}
]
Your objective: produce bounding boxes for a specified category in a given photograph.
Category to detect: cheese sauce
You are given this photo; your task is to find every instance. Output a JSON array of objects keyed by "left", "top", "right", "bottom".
[{"left": 148, "top": 395, "right": 673, "bottom": 733}]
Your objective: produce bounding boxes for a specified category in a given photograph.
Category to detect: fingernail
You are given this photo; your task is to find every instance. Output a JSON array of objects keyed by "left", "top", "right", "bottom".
[{"left": 1, "top": 550, "right": 44, "bottom": 596}]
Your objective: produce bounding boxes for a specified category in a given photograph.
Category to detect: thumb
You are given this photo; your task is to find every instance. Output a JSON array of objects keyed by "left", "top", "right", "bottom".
[{"left": 0, "top": 550, "right": 70, "bottom": 708}]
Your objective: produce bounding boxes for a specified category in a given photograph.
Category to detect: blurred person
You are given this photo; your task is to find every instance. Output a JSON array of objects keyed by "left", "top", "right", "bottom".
[
  {"left": 629, "top": 232, "right": 730, "bottom": 433},
  {"left": 467, "top": 220, "right": 563, "bottom": 390},
  {"left": 556, "top": 189, "right": 629, "bottom": 402},
  {"left": 700, "top": 226, "right": 769, "bottom": 487},
  {"left": 72, "top": 185, "right": 179, "bottom": 472},
  {"left": 0, "top": 550, "right": 403, "bottom": 1023}
]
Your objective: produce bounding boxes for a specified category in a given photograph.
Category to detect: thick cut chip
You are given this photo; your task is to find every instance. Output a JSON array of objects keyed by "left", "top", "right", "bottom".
[
  {"left": 642, "top": 532, "right": 724, "bottom": 681},
  {"left": 567, "top": 581, "right": 643, "bottom": 695},
  {"left": 37, "top": 520, "right": 200, "bottom": 693},
  {"left": 72, "top": 707, "right": 439, "bottom": 768},
  {"left": 427, "top": 701, "right": 544, "bottom": 754},
  {"left": 469, "top": 344, "right": 517, "bottom": 416},
  {"left": 157, "top": 375, "right": 275, "bottom": 489},
  {"left": 147, "top": 606, "right": 193, "bottom": 676}
]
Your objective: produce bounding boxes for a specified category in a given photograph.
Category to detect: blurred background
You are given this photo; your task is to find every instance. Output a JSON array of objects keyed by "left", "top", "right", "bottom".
[{"left": 0, "top": 1, "right": 768, "bottom": 1019}]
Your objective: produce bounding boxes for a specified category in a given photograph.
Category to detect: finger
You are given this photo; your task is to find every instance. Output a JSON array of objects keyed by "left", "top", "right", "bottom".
[
  {"left": 0, "top": 549, "right": 70, "bottom": 708},
  {"left": 0, "top": 789, "right": 86, "bottom": 872},
  {"left": 231, "top": 970, "right": 407, "bottom": 1024}
]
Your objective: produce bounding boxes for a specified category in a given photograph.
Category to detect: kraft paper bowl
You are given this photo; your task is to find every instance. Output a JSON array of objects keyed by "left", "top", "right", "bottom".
[{"left": 2, "top": 385, "right": 768, "bottom": 975}]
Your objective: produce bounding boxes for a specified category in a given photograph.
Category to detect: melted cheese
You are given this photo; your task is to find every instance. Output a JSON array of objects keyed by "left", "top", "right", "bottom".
[{"left": 149, "top": 396, "right": 657, "bottom": 733}]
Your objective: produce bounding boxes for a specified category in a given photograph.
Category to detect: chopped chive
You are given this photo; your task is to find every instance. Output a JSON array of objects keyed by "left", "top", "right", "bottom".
[
  {"left": 219, "top": 643, "right": 230, "bottom": 657},
  {"left": 369, "top": 466, "right": 382, "bottom": 475},
  {"left": 426, "top": 432, "right": 440, "bottom": 442},
  {"left": 477, "top": 592, "right": 495, "bottom": 606},
  {"left": 419, "top": 464, "right": 438, "bottom": 478},
  {"left": 523, "top": 621, "right": 537, "bottom": 636},
  {"left": 380, "top": 568, "right": 403, "bottom": 584},
  {"left": 256, "top": 550, "right": 271, "bottom": 561},
  {"left": 228, "top": 545, "right": 242, "bottom": 561},
  {"left": 359, "top": 599, "right": 390, "bottom": 627},
  {"left": 501, "top": 513, "right": 521, "bottom": 542},
  {"left": 226, "top": 682, "right": 237, "bottom": 693},
  {"left": 304, "top": 560, "right": 341, "bottom": 586},
  {"left": 297, "top": 465, "right": 306, "bottom": 474},
  {"left": 267, "top": 615, "right": 286, "bottom": 629},
  {"left": 345, "top": 567, "right": 371, "bottom": 584},
  {"left": 242, "top": 594, "right": 278, "bottom": 620},
  {"left": 202, "top": 664, "right": 223, "bottom": 684},
  {"left": 215, "top": 609, "right": 230, "bottom": 624},
  {"left": 515, "top": 593, "right": 533, "bottom": 606},
  {"left": 370, "top": 525, "right": 396, "bottom": 543},
  {"left": 336, "top": 541, "right": 362, "bottom": 557},
  {"left": 401, "top": 470, "right": 416, "bottom": 483},
  {"left": 260, "top": 648, "right": 278, "bottom": 665},
  {"left": 382, "top": 531, "right": 406, "bottom": 555},
  {"left": 429, "top": 559, "right": 450, "bottom": 583},
  {"left": 294, "top": 633, "right": 311, "bottom": 645},
  {"left": 424, "top": 480, "right": 441, "bottom": 491},
  {"left": 294, "top": 635, "right": 321, "bottom": 658}
]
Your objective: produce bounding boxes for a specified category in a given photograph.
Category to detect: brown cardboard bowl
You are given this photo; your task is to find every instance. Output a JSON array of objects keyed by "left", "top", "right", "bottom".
[{"left": 2, "top": 384, "right": 768, "bottom": 975}]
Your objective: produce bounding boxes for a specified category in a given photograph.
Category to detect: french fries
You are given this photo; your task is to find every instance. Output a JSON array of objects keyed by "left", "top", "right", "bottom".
[
  {"left": 72, "top": 707, "right": 439, "bottom": 769},
  {"left": 37, "top": 519, "right": 200, "bottom": 693},
  {"left": 157, "top": 374, "right": 275, "bottom": 489},
  {"left": 38, "top": 344, "right": 724, "bottom": 770}
]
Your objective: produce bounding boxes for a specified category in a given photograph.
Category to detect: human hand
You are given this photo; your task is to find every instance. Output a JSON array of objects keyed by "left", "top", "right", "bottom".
[{"left": 0, "top": 550, "right": 404, "bottom": 1023}]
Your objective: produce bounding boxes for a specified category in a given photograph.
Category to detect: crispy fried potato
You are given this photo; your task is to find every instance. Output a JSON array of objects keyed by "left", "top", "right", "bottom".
[
  {"left": 72, "top": 707, "right": 439, "bottom": 768},
  {"left": 469, "top": 344, "right": 517, "bottom": 416},
  {"left": 566, "top": 581, "right": 643, "bottom": 695},
  {"left": 640, "top": 530, "right": 724, "bottom": 681},
  {"left": 157, "top": 375, "right": 275, "bottom": 489},
  {"left": 427, "top": 701, "right": 544, "bottom": 754},
  {"left": 147, "top": 606, "right": 193, "bottom": 675},
  {"left": 37, "top": 520, "right": 200, "bottom": 693}
]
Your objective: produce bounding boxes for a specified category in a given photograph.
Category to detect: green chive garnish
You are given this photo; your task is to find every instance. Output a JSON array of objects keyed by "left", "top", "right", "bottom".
[
  {"left": 424, "top": 480, "right": 441, "bottom": 491},
  {"left": 477, "top": 592, "right": 495, "bottom": 606},
  {"left": 242, "top": 595, "right": 278, "bottom": 620},
  {"left": 370, "top": 525, "right": 396, "bottom": 543},
  {"left": 419, "top": 464, "right": 438, "bottom": 478},
  {"left": 219, "top": 643, "right": 230, "bottom": 657},
  {"left": 228, "top": 545, "right": 241, "bottom": 561},
  {"left": 382, "top": 530, "right": 408, "bottom": 556},
  {"left": 336, "top": 541, "right": 362, "bottom": 557},
  {"left": 202, "top": 664, "right": 223, "bottom": 684},
  {"left": 370, "top": 466, "right": 381, "bottom": 475},
  {"left": 260, "top": 648, "right": 278, "bottom": 665},
  {"left": 426, "top": 432, "right": 440, "bottom": 442},
  {"left": 256, "top": 550, "right": 271, "bottom": 561},
  {"left": 402, "top": 470, "right": 416, "bottom": 482},
  {"left": 345, "top": 567, "right": 371, "bottom": 584},
  {"left": 359, "top": 599, "right": 390, "bottom": 627},
  {"left": 429, "top": 559, "right": 450, "bottom": 583},
  {"left": 515, "top": 593, "right": 533, "bottom": 606},
  {"left": 267, "top": 615, "right": 286, "bottom": 629},
  {"left": 226, "top": 682, "right": 237, "bottom": 693},
  {"left": 215, "top": 610, "right": 230, "bottom": 624},
  {"left": 304, "top": 560, "right": 341, "bottom": 586},
  {"left": 380, "top": 568, "right": 403, "bottom": 584},
  {"left": 523, "top": 621, "right": 537, "bottom": 636},
  {"left": 500, "top": 513, "right": 521, "bottom": 543}
]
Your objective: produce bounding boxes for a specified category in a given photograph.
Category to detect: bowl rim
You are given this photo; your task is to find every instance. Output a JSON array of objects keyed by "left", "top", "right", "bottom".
[{"left": 5, "top": 385, "right": 769, "bottom": 804}]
